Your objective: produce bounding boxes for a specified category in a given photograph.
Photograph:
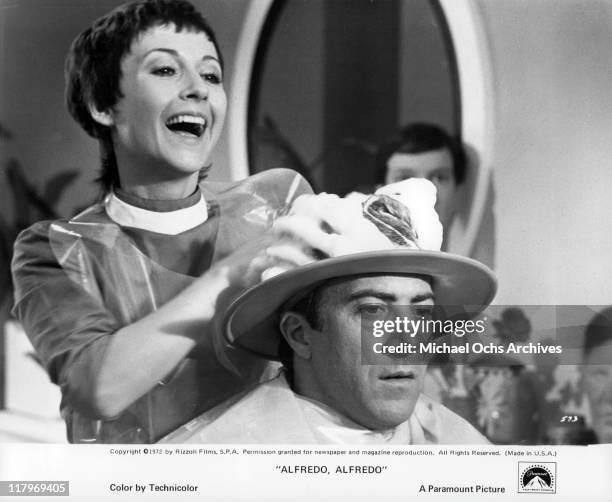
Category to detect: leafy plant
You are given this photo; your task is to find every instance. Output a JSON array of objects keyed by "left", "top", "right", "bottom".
[{"left": 0, "top": 121, "right": 80, "bottom": 315}]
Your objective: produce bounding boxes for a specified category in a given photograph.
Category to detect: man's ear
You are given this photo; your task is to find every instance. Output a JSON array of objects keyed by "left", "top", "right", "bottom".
[
  {"left": 87, "top": 101, "right": 115, "bottom": 128},
  {"left": 279, "top": 311, "right": 314, "bottom": 360}
]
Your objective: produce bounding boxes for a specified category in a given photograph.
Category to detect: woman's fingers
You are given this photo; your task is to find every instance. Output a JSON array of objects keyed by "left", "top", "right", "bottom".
[
  {"left": 257, "top": 240, "right": 318, "bottom": 281},
  {"left": 274, "top": 212, "right": 394, "bottom": 257},
  {"left": 265, "top": 241, "right": 316, "bottom": 267},
  {"left": 273, "top": 214, "right": 339, "bottom": 257}
]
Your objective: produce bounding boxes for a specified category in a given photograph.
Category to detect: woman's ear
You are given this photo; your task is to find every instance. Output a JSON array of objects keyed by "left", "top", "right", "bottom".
[
  {"left": 87, "top": 101, "right": 115, "bottom": 127},
  {"left": 279, "top": 311, "right": 314, "bottom": 360}
]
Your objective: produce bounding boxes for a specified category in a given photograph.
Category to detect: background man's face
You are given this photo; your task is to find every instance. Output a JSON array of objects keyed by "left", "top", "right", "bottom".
[
  {"left": 583, "top": 344, "right": 612, "bottom": 442},
  {"left": 305, "top": 274, "right": 433, "bottom": 430},
  {"left": 385, "top": 148, "right": 457, "bottom": 229}
]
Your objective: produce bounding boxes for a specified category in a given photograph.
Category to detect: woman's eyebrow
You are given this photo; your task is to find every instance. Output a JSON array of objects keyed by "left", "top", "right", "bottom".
[
  {"left": 144, "top": 47, "right": 179, "bottom": 58},
  {"left": 143, "top": 48, "right": 220, "bottom": 65}
]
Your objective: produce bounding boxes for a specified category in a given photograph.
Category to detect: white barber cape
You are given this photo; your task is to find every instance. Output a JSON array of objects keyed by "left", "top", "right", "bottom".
[{"left": 160, "top": 373, "right": 488, "bottom": 444}]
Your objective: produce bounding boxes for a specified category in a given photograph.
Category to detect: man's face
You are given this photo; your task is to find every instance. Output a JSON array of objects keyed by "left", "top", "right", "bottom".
[
  {"left": 385, "top": 149, "right": 457, "bottom": 229},
  {"left": 104, "top": 24, "right": 227, "bottom": 185},
  {"left": 301, "top": 274, "right": 433, "bottom": 430},
  {"left": 583, "top": 345, "right": 612, "bottom": 442}
]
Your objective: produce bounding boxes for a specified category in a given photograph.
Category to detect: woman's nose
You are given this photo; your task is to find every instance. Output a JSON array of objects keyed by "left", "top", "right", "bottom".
[{"left": 180, "top": 69, "right": 208, "bottom": 101}]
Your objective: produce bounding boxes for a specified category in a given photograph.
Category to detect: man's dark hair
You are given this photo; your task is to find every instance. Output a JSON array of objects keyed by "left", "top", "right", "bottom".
[
  {"left": 375, "top": 123, "right": 466, "bottom": 186},
  {"left": 584, "top": 306, "right": 612, "bottom": 359},
  {"left": 278, "top": 283, "right": 326, "bottom": 383},
  {"left": 65, "top": 0, "right": 223, "bottom": 191}
]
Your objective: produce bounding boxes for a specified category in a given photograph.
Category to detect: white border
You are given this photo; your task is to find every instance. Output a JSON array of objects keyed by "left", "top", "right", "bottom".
[{"left": 227, "top": 0, "right": 494, "bottom": 256}]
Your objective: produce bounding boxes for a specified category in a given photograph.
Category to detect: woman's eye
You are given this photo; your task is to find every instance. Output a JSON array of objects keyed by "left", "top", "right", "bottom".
[
  {"left": 202, "top": 72, "right": 222, "bottom": 85},
  {"left": 152, "top": 66, "right": 176, "bottom": 76}
]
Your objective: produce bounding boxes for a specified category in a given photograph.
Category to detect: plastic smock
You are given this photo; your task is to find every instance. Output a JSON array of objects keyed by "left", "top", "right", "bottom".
[
  {"left": 159, "top": 372, "right": 490, "bottom": 444},
  {"left": 12, "top": 169, "right": 311, "bottom": 443}
]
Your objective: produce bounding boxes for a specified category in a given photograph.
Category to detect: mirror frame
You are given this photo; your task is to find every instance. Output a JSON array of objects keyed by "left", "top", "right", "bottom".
[{"left": 227, "top": 0, "right": 494, "bottom": 257}]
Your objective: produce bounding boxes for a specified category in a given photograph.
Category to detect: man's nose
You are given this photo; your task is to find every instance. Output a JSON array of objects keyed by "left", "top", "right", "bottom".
[{"left": 180, "top": 69, "right": 208, "bottom": 101}]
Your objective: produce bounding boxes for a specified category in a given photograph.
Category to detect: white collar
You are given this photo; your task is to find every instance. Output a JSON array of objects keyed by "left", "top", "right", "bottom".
[{"left": 104, "top": 191, "right": 208, "bottom": 235}]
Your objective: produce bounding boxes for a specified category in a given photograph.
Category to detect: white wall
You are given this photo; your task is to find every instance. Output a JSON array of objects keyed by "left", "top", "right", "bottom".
[{"left": 476, "top": 0, "right": 612, "bottom": 305}]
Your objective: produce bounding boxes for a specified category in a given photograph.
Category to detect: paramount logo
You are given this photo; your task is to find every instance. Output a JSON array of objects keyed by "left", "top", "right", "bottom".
[
  {"left": 518, "top": 463, "right": 556, "bottom": 494},
  {"left": 524, "top": 476, "right": 550, "bottom": 489}
]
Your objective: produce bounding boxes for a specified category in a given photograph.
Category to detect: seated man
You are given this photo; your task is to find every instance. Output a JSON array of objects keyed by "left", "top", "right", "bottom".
[{"left": 162, "top": 180, "right": 496, "bottom": 444}]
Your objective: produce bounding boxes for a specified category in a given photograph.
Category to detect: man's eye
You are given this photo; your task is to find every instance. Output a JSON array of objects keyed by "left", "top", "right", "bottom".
[
  {"left": 152, "top": 66, "right": 176, "bottom": 76},
  {"left": 359, "top": 304, "right": 388, "bottom": 317},
  {"left": 430, "top": 174, "right": 451, "bottom": 185},
  {"left": 413, "top": 306, "right": 434, "bottom": 320}
]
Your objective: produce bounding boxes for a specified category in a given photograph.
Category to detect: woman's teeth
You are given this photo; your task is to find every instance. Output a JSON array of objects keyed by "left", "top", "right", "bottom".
[{"left": 166, "top": 115, "right": 207, "bottom": 137}]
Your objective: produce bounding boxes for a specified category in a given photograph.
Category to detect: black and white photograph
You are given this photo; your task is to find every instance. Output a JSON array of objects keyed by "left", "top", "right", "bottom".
[{"left": 0, "top": 0, "right": 611, "bottom": 500}]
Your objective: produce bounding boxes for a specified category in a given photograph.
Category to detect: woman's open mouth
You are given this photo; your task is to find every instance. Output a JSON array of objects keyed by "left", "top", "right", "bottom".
[{"left": 166, "top": 114, "right": 207, "bottom": 138}]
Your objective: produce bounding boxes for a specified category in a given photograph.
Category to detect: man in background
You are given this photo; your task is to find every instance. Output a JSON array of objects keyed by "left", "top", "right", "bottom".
[
  {"left": 375, "top": 123, "right": 466, "bottom": 245},
  {"left": 582, "top": 307, "right": 612, "bottom": 443}
]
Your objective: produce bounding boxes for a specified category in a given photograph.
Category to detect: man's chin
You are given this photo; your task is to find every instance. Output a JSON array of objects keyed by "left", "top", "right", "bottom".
[{"left": 360, "top": 402, "right": 418, "bottom": 431}]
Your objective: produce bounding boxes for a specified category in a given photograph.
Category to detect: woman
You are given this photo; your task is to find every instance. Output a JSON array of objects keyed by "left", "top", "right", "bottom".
[{"left": 11, "top": 0, "right": 312, "bottom": 443}]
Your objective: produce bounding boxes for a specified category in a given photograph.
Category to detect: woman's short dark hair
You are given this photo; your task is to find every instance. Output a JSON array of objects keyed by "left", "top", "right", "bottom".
[
  {"left": 65, "top": 0, "right": 223, "bottom": 191},
  {"left": 375, "top": 122, "right": 466, "bottom": 186}
]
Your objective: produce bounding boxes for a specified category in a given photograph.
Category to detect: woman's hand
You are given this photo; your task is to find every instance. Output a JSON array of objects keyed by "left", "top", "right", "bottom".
[
  {"left": 271, "top": 193, "right": 395, "bottom": 260},
  {"left": 214, "top": 230, "right": 316, "bottom": 291}
]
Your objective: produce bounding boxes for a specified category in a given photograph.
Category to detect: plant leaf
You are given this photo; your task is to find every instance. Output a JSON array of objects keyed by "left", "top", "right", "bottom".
[
  {"left": 6, "top": 158, "right": 57, "bottom": 228},
  {"left": 43, "top": 171, "right": 80, "bottom": 207},
  {"left": 0, "top": 121, "right": 13, "bottom": 141}
]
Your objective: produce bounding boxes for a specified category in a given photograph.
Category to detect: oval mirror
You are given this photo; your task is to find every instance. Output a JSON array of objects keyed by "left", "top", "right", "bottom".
[{"left": 228, "top": 0, "right": 494, "bottom": 258}]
